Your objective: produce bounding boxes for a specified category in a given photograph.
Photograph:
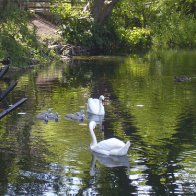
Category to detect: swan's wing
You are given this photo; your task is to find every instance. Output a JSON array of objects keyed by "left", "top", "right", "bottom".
[
  {"left": 96, "top": 138, "right": 125, "bottom": 151},
  {"left": 87, "top": 98, "right": 100, "bottom": 114},
  {"left": 109, "top": 141, "right": 130, "bottom": 156}
]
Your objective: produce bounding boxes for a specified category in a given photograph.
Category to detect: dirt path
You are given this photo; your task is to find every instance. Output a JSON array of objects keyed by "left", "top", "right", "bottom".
[
  {"left": 31, "top": 14, "right": 60, "bottom": 41},
  {"left": 30, "top": 14, "right": 86, "bottom": 59}
]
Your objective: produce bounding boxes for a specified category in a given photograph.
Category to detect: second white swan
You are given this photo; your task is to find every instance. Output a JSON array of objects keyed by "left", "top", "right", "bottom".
[
  {"left": 89, "top": 121, "right": 130, "bottom": 156},
  {"left": 87, "top": 95, "right": 105, "bottom": 115}
]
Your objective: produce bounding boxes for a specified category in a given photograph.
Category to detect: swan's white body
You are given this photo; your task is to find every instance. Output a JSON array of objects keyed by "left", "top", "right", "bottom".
[
  {"left": 89, "top": 121, "right": 130, "bottom": 156},
  {"left": 87, "top": 95, "right": 105, "bottom": 115}
]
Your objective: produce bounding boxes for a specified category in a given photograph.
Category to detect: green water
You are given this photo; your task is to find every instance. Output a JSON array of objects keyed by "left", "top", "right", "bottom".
[{"left": 0, "top": 50, "right": 195, "bottom": 195}]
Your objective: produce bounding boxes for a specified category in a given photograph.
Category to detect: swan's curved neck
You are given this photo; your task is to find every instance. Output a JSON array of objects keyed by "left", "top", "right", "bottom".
[{"left": 90, "top": 126, "right": 97, "bottom": 146}]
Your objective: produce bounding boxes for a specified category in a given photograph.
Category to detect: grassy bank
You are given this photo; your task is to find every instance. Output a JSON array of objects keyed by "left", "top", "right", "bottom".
[{"left": 0, "top": 6, "right": 60, "bottom": 67}]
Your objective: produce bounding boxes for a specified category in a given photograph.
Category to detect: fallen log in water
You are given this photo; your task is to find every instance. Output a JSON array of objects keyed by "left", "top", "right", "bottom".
[
  {"left": 0, "top": 81, "right": 18, "bottom": 101},
  {"left": 0, "top": 65, "right": 9, "bottom": 79},
  {"left": 0, "top": 98, "right": 27, "bottom": 119}
]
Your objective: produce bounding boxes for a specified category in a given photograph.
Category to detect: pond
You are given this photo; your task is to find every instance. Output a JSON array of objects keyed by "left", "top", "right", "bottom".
[{"left": 0, "top": 49, "right": 196, "bottom": 195}]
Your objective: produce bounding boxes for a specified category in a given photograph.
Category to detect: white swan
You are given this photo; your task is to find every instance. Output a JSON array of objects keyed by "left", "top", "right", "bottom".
[
  {"left": 87, "top": 95, "right": 105, "bottom": 115},
  {"left": 89, "top": 121, "right": 130, "bottom": 156}
]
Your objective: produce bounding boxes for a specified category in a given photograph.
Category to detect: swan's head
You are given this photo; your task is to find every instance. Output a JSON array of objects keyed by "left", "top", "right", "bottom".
[
  {"left": 89, "top": 121, "right": 96, "bottom": 130},
  {"left": 99, "top": 95, "right": 104, "bottom": 101}
]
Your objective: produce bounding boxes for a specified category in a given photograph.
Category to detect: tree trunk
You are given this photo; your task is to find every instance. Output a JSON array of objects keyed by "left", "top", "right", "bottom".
[{"left": 85, "top": 0, "right": 120, "bottom": 24}]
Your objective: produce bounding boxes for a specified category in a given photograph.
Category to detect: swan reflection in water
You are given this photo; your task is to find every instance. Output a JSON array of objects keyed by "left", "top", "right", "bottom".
[
  {"left": 88, "top": 113, "right": 105, "bottom": 131},
  {"left": 90, "top": 151, "right": 130, "bottom": 176}
]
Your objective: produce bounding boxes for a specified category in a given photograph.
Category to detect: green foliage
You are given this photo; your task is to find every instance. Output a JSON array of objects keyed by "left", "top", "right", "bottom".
[
  {"left": 0, "top": 5, "right": 52, "bottom": 67},
  {"left": 153, "top": 14, "right": 196, "bottom": 48},
  {"left": 110, "top": 0, "right": 153, "bottom": 52},
  {"left": 50, "top": 0, "right": 195, "bottom": 54},
  {"left": 60, "top": 13, "right": 93, "bottom": 46},
  {"left": 87, "top": 23, "right": 120, "bottom": 54},
  {"left": 119, "top": 27, "right": 152, "bottom": 52},
  {"left": 51, "top": 2, "right": 93, "bottom": 45},
  {"left": 50, "top": 0, "right": 153, "bottom": 54},
  {"left": 0, "top": 5, "right": 34, "bottom": 66},
  {"left": 51, "top": 2, "right": 118, "bottom": 53},
  {"left": 111, "top": 0, "right": 196, "bottom": 50},
  {"left": 151, "top": 0, "right": 196, "bottom": 48},
  {"left": 177, "top": 0, "right": 196, "bottom": 16}
]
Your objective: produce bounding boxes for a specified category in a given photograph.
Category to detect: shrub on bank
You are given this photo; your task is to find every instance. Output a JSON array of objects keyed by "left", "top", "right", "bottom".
[
  {"left": 50, "top": 2, "right": 152, "bottom": 54},
  {"left": 152, "top": 14, "right": 196, "bottom": 49},
  {"left": 117, "top": 27, "right": 152, "bottom": 52}
]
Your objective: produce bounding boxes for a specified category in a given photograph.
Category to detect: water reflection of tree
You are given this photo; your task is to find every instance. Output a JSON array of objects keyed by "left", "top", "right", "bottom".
[
  {"left": 0, "top": 65, "right": 58, "bottom": 195},
  {"left": 63, "top": 57, "right": 124, "bottom": 90},
  {"left": 79, "top": 55, "right": 196, "bottom": 195},
  {"left": 108, "top": 56, "right": 196, "bottom": 194}
]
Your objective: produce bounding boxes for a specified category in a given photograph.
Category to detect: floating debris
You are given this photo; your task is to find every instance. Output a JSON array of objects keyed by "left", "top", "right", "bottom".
[
  {"left": 18, "top": 112, "right": 26, "bottom": 115},
  {"left": 136, "top": 104, "right": 144, "bottom": 107}
]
